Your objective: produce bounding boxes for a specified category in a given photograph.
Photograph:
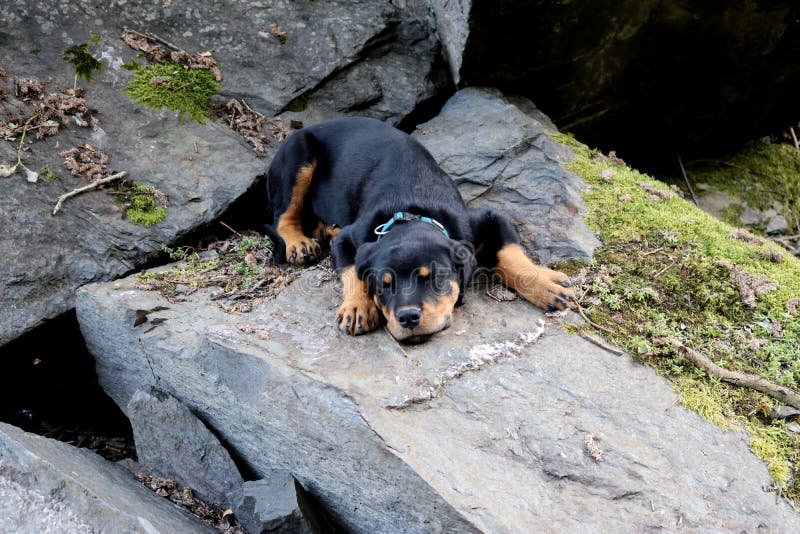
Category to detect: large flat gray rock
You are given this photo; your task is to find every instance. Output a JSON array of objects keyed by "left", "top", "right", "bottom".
[
  {"left": 414, "top": 88, "right": 600, "bottom": 264},
  {"left": 0, "top": 422, "right": 212, "bottom": 533},
  {"left": 76, "top": 263, "right": 800, "bottom": 532}
]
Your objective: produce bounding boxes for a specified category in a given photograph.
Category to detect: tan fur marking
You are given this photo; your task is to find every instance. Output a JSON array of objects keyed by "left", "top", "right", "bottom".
[
  {"left": 336, "top": 266, "right": 379, "bottom": 335},
  {"left": 495, "top": 244, "right": 573, "bottom": 310},
  {"left": 417, "top": 266, "right": 430, "bottom": 278},
  {"left": 277, "top": 162, "right": 321, "bottom": 264},
  {"left": 382, "top": 272, "right": 393, "bottom": 285}
]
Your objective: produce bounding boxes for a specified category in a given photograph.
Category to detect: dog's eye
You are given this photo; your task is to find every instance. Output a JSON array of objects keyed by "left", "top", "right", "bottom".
[
  {"left": 381, "top": 272, "right": 394, "bottom": 290},
  {"left": 417, "top": 265, "right": 431, "bottom": 281}
]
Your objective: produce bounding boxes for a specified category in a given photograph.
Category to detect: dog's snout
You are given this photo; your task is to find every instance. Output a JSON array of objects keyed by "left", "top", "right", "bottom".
[{"left": 396, "top": 307, "right": 421, "bottom": 329}]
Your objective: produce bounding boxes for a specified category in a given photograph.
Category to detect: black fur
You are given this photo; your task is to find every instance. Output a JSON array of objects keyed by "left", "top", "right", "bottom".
[{"left": 265, "top": 117, "right": 522, "bottom": 270}]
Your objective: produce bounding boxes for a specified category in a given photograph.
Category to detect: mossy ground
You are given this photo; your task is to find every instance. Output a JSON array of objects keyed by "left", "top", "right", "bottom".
[
  {"left": 125, "top": 63, "right": 220, "bottom": 123},
  {"left": 136, "top": 233, "right": 307, "bottom": 312},
  {"left": 551, "top": 133, "right": 800, "bottom": 500},
  {"left": 115, "top": 182, "right": 167, "bottom": 227},
  {"left": 675, "top": 142, "right": 800, "bottom": 233}
]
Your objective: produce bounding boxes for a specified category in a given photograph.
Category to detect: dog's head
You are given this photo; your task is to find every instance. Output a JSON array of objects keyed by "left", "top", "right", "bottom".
[{"left": 355, "top": 224, "right": 476, "bottom": 342}]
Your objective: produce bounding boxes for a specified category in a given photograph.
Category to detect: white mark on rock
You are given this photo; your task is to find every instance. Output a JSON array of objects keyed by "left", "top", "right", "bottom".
[{"left": 387, "top": 320, "right": 547, "bottom": 410}]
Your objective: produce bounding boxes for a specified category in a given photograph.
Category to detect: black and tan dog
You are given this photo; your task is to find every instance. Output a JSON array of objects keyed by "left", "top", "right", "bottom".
[{"left": 264, "top": 117, "right": 572, "bottom": 342}]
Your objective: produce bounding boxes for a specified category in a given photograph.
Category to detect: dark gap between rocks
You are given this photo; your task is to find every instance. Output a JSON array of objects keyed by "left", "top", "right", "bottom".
[
  {"left": 0, "top": 310, "right": 135, "bottom": 461},
  {"left": 396, "top": 54, "right": 455, "bottom": 134}
]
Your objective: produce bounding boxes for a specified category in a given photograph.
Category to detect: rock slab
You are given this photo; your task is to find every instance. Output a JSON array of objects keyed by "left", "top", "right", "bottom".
[
  {"left": 229, "top": 473, "right": 317, "bottom": 534},
  {"left": 127, "top": 387, "right": 244, "bottom": 506},
  {"left": 0, "top": 422, "right": 212, "bottom": 533},
  {"left": 414, "top": 87, "right": 600, "bottom": 264},
  {"left": 77, "top": 263, "right": 800, "bottom": 533}
]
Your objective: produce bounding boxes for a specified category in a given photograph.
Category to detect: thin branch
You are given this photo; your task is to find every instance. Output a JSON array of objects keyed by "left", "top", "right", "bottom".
[
  {"left": 669, "top": 338, "right": 800, "bottom": 410},
  {"left": 790, "top": 126, "right": 800, "bottom": 152},
  {"left": 580, "top": 331, "right": 625, "bottom": 355},
  {"left": 52, "top": 171, "right": 127, "bottom": 215},
  {"left": 573, "top": 301, "right": 616, "bottom": 334},
  {"left": 123, "top": 27, "right": 182, "bottom": 52},
  {"left": 677, "top": 154, "right": 698, "bottom": 206},
  {"left": 219, "top": 221, "right": 242, "bottom": 236}
]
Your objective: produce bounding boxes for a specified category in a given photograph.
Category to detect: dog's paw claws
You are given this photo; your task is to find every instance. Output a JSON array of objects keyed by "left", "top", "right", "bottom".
[{"left": 336, "top": 300, "right": 379, "bottom": 336}]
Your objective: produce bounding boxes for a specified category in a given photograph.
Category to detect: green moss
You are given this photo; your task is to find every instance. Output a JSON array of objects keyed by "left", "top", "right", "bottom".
[
  {"left": 284, "top": 95, "right": 308, "bottom": 112},
  {"left": 62, "top": 38, "right": 104, "bottom": 83},
  {"left": 136, "top": 233, "right": 284, "bottom": 302},
  {"left": 125, "top": 63, "right": 220, "bottom": 123},
  {"left": 121, "top": 60, "right": 141, "bottom": 71},
  {"left": 39, "top": 164, "right": 58, "bottom": 180},
  {"left": 116, "top": 182, "right": 167, "bottom": 227},
  {"left": 679, "top": 142, "right": 800, "bottom": 233},
  {"left": 552, "top": 131, "right": 800, "bottom": 500}
]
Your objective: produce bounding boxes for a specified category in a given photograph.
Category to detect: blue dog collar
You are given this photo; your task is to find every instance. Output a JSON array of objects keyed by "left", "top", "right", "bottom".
[{"left": 374, "top": 212, "right": 450, "bottom": 240}]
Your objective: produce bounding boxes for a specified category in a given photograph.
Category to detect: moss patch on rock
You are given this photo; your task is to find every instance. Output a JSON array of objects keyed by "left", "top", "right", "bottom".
[
  {"left": 681, "top": 142, "right": 800, "bottom": 233},
  {"left": 116, "top": 182, "right": 167, "bottom": 227},
  {"left": 552, "top": 132, "right": 800, "bottom": 500},
  {"left": 125, "top": 63, "right": 220, "bottom": 123},
  {"left": 136, "top": 232, "right": 307, "bottom": 313}
]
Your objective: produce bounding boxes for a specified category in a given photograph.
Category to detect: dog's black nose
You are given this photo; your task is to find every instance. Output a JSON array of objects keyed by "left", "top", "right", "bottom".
[{"left": 396, "top": 307, "right": 421, "bottom": 329}]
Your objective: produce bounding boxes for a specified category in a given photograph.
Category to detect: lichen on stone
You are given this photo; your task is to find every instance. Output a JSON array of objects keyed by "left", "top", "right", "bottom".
[{"left": 125, "top": 63, "right": 220, "bottom": 123}]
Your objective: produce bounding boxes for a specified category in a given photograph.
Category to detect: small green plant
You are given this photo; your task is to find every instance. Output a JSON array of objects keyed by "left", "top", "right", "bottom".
[
  {"left": 125, "top": 63, "right": 220, "bottom": 123},
  {"left": 62, "top": 35, "right": 104, "bottom": 89},
  {"left": 116, "top": 182, "right": 167, "bottom": 227},
  {"left": 39, "top": 164, "right": 58, "bottom": 180}
]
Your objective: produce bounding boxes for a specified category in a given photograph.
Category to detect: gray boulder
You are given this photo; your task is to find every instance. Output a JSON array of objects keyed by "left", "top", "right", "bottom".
[
  {"left": 229, "top": 473, "right": 319, "bottom": 534},
  {"left": 414, "top": 87, "right": 600, "bottom": 264},
  {"left": 0, "top": 422, "right": 212, "bottom": 533},
  {"left": 77, "top": 262, "right": 800, "bottom": 532},
  {"left": 127, "top": 387, "right": 244, "bottom": 506},
  {"left": 0, "top": 0, "right": 446, "bottom": 346},
  {"left": 0, "top": 10, "right": 266, "bottom": 346}
]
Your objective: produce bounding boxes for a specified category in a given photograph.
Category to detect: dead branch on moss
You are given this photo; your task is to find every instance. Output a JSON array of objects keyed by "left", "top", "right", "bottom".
[
  {"left": 122, "top": 28, "right": 222, "bottom": 81},
  {"left": 52, "top": 171, "right": 127, "bottom": 215},
  {"left": 669, "top": 338, "right": 800, "bottom": 410},
  {"left": 580, "top": 331, "right": 625, "bottom": 355},
  {"left": 714, "top": 260, "right": 778, "bottom": 309}
]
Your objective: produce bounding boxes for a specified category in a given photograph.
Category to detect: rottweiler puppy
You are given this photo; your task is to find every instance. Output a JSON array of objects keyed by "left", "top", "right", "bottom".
[{"left": 264, "top": 117, "right": 573, "bottom": 342}]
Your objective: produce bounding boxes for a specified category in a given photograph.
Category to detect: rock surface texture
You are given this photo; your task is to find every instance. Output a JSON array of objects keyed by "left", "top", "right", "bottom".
[
  {"left": 0, "top": 422, "right": 212, "bottom": 533},
  {"left": 127, "top": 387, "right": 244, "bottom": 506},
  {"left": 0, "top": 0, "right": 443, "bottom": 346},
  {"left": 414, "top": 88, "right": 599, "bottom": 264},
  {"left": 426, "top": 0, "right": 800, "bottom": 163},
  {"left": 77, "top": 265, "right": 800, "bottom": 532},
  {"left": 229, "top": 473, "right": 318, "bottom": 534}
]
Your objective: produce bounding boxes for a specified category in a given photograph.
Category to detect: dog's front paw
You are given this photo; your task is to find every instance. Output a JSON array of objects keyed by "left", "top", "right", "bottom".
[
  {"left": 533, "top": 269, "right": 574, "bottom": 312},
  {"left": 336, "top": 298, "right": 380, "bottom": 335},
  {"left": 285, "top": 236, "right": 322, "bottom": 266}
]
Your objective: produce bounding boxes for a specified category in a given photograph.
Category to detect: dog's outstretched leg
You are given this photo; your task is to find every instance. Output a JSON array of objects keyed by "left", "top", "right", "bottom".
[{"left": 469, "top": 208, "right": 573, "bottom": 311}]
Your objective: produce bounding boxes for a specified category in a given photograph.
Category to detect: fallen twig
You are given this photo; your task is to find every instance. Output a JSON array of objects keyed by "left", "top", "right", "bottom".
[
  {"left": 668, "top": 338, "right": 800, "bottom": 410},
  {"left": 573, "top": 301, "right": 616, "bottom": 334},
  {"left": 580, "top": 331, "right": 625, "bottom": 355},
  {"left": 52, "top": 171, "right": 127, "bottom": 215},
  {"left": 677, "top": 154, "right": 698, "bottom": 206},
  {"left": 790, "top": 127, "right": 800, "bottom": 153},
  {"left": 123, "top": 27, "right": 181, "bottom": 51}
]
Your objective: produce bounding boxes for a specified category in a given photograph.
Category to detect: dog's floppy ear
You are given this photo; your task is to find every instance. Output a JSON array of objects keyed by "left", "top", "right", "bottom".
[
  {"left": 451, "top": 240, "right": 477, "bottom": 306},
  {"left": 354, "top": 241, "right": 380, "bottom": 280}
]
